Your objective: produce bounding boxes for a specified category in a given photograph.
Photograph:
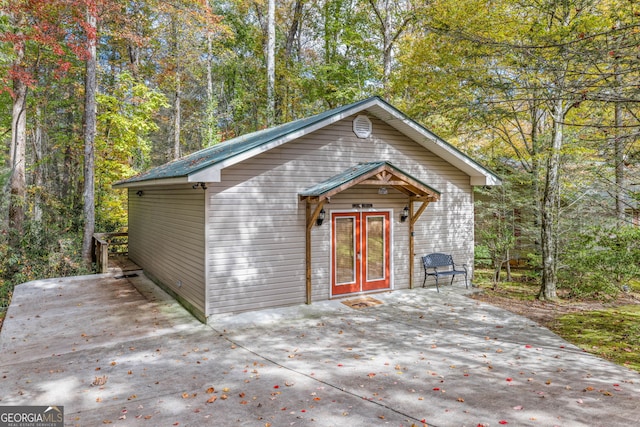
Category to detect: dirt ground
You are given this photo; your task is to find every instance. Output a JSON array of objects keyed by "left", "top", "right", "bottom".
[{"left": 470, "top": 288, "right": 640, "bottom": 329}]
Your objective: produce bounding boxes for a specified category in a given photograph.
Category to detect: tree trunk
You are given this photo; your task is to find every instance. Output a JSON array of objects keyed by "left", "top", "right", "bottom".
[
  {"left": 81, "top": 8, "right": 98, "bottom": 266},
  {"left": 173, "top": 77, "right": 181, "bottom": 159},
  {"left": 204, "top": 29, "right": 216, "bottom": 147},
  {"left": 538, "top": 101, "right": 564, "bottom": 301},
  {"left": 33, "top": 106, "right": 43, "bottom": 225},
  {"left": 613, "top": 22, "right": 625, "bottom": 223},
  {"left": 266, "top": 0, "right": 275, "bottom": 126},
  {"left": 171, "top": 16, "right": 181, "bottom": 159},
  {"left": 8, "top": 39, "right": 28, "bottom": 250},
  {"left": 285, "top": 0, "right": 303, "bottom": 60},
  {"left": 614, "top": 74, "right": 625, "bottom": 222}
]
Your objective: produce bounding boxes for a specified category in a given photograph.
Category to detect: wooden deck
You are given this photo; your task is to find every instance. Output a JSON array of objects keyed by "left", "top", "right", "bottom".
[{"left": 109, "top": 254, "right": 141, "bottom": 273}]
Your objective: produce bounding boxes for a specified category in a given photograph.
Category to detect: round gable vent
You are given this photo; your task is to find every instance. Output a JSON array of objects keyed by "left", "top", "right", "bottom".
[{"left": 353, "top": 115, "right": 372, "bottom": 139}]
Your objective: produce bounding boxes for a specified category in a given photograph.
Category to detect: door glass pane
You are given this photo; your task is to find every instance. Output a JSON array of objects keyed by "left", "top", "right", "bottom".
[
  {"left": 335, "top": 217, "right": 355, "bottom": 284},
  {"left": 366, "top": 216, "right": 384, "bottom": 281}
]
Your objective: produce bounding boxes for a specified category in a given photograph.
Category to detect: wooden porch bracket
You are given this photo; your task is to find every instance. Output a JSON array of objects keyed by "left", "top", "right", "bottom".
[
  {"left": 305, "top": 201, "right": 326, "bottom": 304},
  {"left": 408, "top": 199, "right": 430, "bottom": 289}
]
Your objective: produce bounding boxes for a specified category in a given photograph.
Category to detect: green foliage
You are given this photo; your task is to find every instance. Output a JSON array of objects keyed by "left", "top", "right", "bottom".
[
  {"left": 560, "top": 226, "right": 640, "bottom": 300},
  {"left": 475, "top": 182, "right": 519, "bottom": 283},
  {"left": 474, "top": 244, "right": 491, "bottom": 267},
  {"left": 0, "top": 219, "right": 91, "bottom": 312},
  {"left": 96, "top": 72, "right": 168, "bottom": 231}
]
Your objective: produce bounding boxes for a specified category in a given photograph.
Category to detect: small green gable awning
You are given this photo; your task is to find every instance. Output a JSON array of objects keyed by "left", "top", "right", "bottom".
[{"left": 299, "top": 161, "right": 440, "bottom": 203}]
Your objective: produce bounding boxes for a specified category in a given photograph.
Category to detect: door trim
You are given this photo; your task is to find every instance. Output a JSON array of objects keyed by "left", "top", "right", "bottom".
[{"left": 329, "top": 209, "right": 393, "bottom": 297}]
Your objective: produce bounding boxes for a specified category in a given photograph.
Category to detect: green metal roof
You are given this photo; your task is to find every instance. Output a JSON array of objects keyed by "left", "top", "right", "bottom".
[
  {"left": 115, "top": 96, "right": 501, "bottom": 188},
  {"left": 116, "top": 97, "right": 382, "bottom": 185},
  {"left": 299, "top": 161, "right": 440, "bottom": 202}
]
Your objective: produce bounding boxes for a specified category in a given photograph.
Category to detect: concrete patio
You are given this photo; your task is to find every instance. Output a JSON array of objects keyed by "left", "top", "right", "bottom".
[{"left": 1, "top": 271, "right": 639, "bottom": 426}]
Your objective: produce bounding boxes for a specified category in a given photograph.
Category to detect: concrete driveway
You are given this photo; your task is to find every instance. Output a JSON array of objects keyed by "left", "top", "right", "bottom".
[{"left": 1, "top": 272, "right": 639, "bottom": 426}]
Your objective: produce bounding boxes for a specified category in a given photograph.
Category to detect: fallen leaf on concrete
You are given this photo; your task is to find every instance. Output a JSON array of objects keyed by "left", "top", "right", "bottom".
[{"left": 92, "top": 375, "right": 108, "bottom": 386}]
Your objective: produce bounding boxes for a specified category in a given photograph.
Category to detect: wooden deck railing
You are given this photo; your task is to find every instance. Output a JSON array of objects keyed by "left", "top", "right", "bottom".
[{"left": 93, "top": 232, "right": 128, "bottom": 273}]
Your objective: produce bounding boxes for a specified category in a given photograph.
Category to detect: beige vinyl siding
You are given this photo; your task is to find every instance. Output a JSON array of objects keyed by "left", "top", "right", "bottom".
[
  {"left": 128, "top": 186, "right": 206, "bottom": 318},
  {"left": 206, "top": 114, "right": 474, "bottom": 315}
]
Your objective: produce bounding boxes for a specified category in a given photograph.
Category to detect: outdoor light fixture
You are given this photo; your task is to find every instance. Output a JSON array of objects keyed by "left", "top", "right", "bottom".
[
  {"left": 378, "top": 187, "right": 388, "bottom": 195},
  {"left": 400, "top": 205, "right": 409, "bottom": 222},
  {"left": 136, "top": 190, "right": 144, "bottom": 197},
  {"left": 316, "top": 208, "right": 326, "bottom": 226},
  {"left": 192, "top": 182, "right": 207, "bottom": 190}
]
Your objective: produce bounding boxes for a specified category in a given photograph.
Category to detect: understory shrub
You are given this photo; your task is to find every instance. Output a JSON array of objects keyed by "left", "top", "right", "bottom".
[
  {"left": 0, "top": 222, "right": 91, "bottom": 312},
  {"left": 560, "top": 225, "right": 640, "bottom": 299}
]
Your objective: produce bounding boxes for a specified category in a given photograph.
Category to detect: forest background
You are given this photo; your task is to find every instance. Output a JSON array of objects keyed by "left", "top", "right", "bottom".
[{"left": 1, "top": 0, "right": 639, "bottom": 313}]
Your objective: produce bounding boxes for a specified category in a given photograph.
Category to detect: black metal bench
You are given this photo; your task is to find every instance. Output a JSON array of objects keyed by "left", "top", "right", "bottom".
[{"left": 422, "top": 253, "right": 468, "bottom": 292}]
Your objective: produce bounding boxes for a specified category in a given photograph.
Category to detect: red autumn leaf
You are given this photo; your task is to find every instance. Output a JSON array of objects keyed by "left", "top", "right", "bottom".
[
  {"left": 432, "top": 387, "right": 440, "bottom": 391},
  {"left": 506, "top": 378, "right": 513, "bottom": 382},
  {"left": 273, "top": 385, "right": 279, "bottom": 389},
  {"left": 525, "top": 345, "right": 532, "bottom": 348},
  {"left": 499, "top": 421, "right": 508, "bottom": 425}
]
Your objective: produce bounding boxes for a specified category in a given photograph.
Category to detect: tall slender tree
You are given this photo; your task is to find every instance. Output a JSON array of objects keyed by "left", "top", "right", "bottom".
[
  {"left": 266, "top": 0, "right": 275, "bottom": 125},
  {"left": 81, "top": 1, "right": 98, "bottom": 265},
  {"left": 7, "top": 11, "right": 27, "bottom": 249}
]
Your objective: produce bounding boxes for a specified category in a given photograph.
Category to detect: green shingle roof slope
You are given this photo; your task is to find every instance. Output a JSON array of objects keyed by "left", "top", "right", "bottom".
[
  {"left": 117, "top": 97, "right": 381, "bottom": 185},
  {"left": 299, "top": 161, "right": 440, "bottom": 200}
]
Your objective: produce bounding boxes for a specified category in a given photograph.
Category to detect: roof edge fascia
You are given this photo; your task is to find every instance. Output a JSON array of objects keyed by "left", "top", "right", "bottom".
[{"left": 112, "top": 176, "right": 190, "bottom": 189}]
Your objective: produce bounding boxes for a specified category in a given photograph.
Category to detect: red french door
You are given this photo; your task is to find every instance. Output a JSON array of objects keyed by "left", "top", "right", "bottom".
[{"left": 331, "top": 211, "right": 390, "bottom": 296}]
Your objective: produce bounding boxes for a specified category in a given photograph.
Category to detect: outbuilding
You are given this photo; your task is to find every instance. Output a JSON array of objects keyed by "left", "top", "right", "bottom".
[{"left": 114, "top": 97, "right": 500, "bottom": 322}]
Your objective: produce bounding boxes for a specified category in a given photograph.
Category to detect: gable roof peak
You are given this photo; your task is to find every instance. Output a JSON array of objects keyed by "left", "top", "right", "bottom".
[{"left": 115, "top": 97, "right": 500, "bottom": 188}]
